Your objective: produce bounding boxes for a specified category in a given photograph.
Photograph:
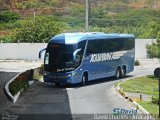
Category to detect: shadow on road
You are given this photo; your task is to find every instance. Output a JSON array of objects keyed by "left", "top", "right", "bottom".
[
  {"left": 1, "top": 74, "right": 135, "bottom": 120},
  {"left": 5, "top": 81, "right": 72, "bottom": 120},
  {"left": 0, "top": 72, "right": 19, "bottom": 111},
  {"left": 66, "top": 75, "right": 134, "bottom": 88}
]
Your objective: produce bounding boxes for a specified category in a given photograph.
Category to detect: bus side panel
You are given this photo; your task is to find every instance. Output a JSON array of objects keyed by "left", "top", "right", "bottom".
[
  {"left": 82, "top": 55, "right": 116, "bottom": 81},
  {"left": 119, "top": 49, "right": 135, "bottom": 74},
  {"left": 126, "top": 49, "right": 135, "bottom": 73},
  {"left": 82, "top": 49, "right": 135, "bottom": 82}
]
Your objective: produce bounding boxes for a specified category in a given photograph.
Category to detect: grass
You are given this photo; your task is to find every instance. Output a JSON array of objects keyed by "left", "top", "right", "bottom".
[
  {"left": 120, "top": 75, "right": 158, "bottom": 95},
  {"left": 33, "top": 67, "right": 43, "bottom": 80},
  {"left": 138, "top": 101, "right": 158, "bottom": 117},
  {"left": 33, "top": 72, "right": 42, "bottom": 80},
  {"left": 9, "top": 67, "right": 43, "bottom": 96},
  {"left": 115, "top": 81, "right": 121, "bottom": 87},
  {"left": 119, "top": 75, "right": 159, "bottom": 118},
  {"left": 9, "top": 78, "right": 28, "bottom": 96}
]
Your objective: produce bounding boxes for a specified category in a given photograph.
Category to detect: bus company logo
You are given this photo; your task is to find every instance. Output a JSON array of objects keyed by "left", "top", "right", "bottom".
[
  {"left": 90, "top": 51, "right": 127, "bottom": 63},
  {"left": 90, "top": 53, "right": 113, "bottom": 63},
  {"left": 113, "top": 108, "right": 137, "bottom": 115}
]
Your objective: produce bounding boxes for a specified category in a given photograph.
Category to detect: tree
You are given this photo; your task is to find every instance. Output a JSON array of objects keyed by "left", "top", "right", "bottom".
[
  {"left": 14, "top": 16, "right": 61, "bottom": 43},
  {"left": 146, "top": 19, "right": 160, "bottom": 59},
  {"left": 147, "top": 32, "right": 160, "bottom": 58},
  {"left": 0, "top": 11, "right": 20, "bottom": 23}
]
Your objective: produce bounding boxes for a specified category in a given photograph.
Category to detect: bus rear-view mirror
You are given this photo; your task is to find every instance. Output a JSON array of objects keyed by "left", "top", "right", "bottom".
[
  {"left": 73, "top": 49, "right": 81, "bottom": 60},
  {"left": 39, "top": 48, "right": 46, "bottom": 59}
]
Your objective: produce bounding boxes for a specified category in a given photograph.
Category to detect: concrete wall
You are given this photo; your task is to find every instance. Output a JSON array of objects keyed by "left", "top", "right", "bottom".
[
  {"left": 0, "top": 39, "right": 155, "bottom": 60},
  {"left": 135, "top": 39, "right": 155, "bottom": 59},
  {"left": 0, "top": 43, "right": 47, "bottom": 60}
]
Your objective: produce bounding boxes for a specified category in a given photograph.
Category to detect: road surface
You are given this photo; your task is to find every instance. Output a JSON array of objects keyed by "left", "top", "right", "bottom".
[
  {"left": 0, "top": 67, "right": 154, "bottom": 120},
  {"left": 0, "top": 72, "right": 18, "bottom": 112}
]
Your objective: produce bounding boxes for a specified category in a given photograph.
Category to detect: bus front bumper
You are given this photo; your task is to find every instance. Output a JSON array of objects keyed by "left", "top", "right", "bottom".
[{"left": 43, "top": 73, "right": 73, "bottom": 84}]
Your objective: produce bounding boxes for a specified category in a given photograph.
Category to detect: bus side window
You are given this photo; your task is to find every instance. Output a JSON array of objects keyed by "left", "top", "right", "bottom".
[
  {"left": 78, "top": 41, "right": 86, "bottom": 52},
  {"left": 74, "top": 40, "right": 86, "bottom": 68},
  {"left": 86, "top": 40, "right": 96, "bottom": 54},
  {"left": 74, "top": 53, "right": 82, "bottom": 68},
  {"left": 77, "top": 40, "right": 87, "bottom": 57}
]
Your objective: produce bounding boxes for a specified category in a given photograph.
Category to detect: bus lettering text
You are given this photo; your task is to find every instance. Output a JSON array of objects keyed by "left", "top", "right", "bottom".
[{"left": 90, "top": 53, "right": 113, "bottom": 63}]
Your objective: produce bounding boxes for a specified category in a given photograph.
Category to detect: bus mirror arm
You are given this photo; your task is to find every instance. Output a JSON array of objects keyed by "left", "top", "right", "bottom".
[
  {"left": 39, "top": 48, "right": 46, "bottom": 59},
  {"left": 73, "top": 49, "right": 81, "bottom": 60}
]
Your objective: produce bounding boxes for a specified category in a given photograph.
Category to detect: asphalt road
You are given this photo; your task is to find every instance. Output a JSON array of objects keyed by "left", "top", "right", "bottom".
[
  {"left": 0, "top": 72, "right": 18, "bottom": 111},
  {"left": 0, "top": 68, "right": 154, "bottom": 120}
]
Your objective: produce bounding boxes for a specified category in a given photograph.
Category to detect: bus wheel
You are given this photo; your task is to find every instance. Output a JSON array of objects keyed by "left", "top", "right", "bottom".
[
  {"left": 81, "top": 74, "right": 88, "bottom": 86},
  {"left": 121, "top": 66, "right": 126, "bottom": 78},
  {"left": 115, "top": 67, "right": 121, "bottom": 79}
]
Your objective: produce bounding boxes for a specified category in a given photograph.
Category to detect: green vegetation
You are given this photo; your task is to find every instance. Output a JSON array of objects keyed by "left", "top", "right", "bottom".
[
  {"left": 147, "top": 33, "right": 160, "bottom": 59},
  {"left": 138, "top": 101, "right": 158, "bottom": 116},
  {"left": 134, "top": 60, "right": 140, "bottom": 66},
  {"left": 33, "top": 71, "right": 42, "bottom": 80},
  {"left": 0, "top": 11, "right": 20, "bottom": 23},
  {"left": 0, "top": 35, "right": 13, "bottom": 43},
  {"left": 120, "top": 75, "right": 158, "bottom": 95},
  {"left": 14, "top": 16, "right": 61, "bottom": 43},
  {"left": 33, "top": 66, "right": 43, "bottom": 80},
  {"left": 152, "top": 95, "right": 158, "bottom": 104},
  {"left": 120, "top": 75, "right": 159, "bottom": 116},
  {"left": 0, "top": 0, "right": 160, "bottom": 42},
  {"left": 9, "top": 77, "right": 28, "bottom": 96},
  {"left": 9, "top": 67, "right": 43, "bottom": 96}
]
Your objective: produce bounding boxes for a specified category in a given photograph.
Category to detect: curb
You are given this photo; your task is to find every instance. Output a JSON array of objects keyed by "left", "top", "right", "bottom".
[
  {"left": 132, "top": 101, "right": 150, "bottom": 114},
  {"left": 115, "top": 77, "right": 150, "bottom": 115},
  {"left": 4, "top": 68, "right": 38, "bottom": 103},
  {"left": 5, "top": 71, "right": 24, "bottom": 103}
]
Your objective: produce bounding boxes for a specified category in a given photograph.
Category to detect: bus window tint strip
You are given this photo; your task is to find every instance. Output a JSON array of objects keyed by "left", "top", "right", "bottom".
[{"left": 86, "top": 38, "right": 134, "bottom": 54}]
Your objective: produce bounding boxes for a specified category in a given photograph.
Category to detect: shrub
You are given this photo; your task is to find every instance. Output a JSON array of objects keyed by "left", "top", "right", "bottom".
[
  {"left": 14, "top": 16, "right": 61, "bottom": 43},
  {"left": 9, "top": 78, "right": 28, "bottom": 96},
  {"left": 0, "top": 35, "right": 13, "bottom": 43},
  {"left": 0, "top": 11, "right": 20, "bottom": 23},
  {"left": 152, "top": 95, "right": 158, "bottom": 105},
  {"left": 33, "top": 67, "right": 43, "bottom": 80},
  {"left": 134, "top": 60, "right": 140, "bottom": 66},
  {"left": 9, "top": 72, "right": 29, "bottom": 96}
]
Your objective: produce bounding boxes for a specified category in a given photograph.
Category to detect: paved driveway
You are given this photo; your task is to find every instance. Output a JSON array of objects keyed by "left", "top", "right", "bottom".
[{"left": 0, "top": 67, "right": 154, "bottom": 120}]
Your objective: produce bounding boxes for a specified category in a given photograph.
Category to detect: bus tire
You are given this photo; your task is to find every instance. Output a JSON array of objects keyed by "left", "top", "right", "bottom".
[
  {"left": 121, "top": 66, "right": 126, "bottom": 78},
  {"left": 81, "top": 73, "right": 88, "bottom": 86},
  {"left": 115, "top": 67, "right": 121, "bottom": 79}
]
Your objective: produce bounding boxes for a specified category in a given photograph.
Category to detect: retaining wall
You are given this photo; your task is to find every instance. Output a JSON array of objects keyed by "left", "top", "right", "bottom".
[{"left": 0, "top": 39, "right": 156, "bottom": 60}]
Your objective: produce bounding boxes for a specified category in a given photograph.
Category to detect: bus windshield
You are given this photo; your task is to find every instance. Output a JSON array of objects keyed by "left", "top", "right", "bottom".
[
  {"left": 44, "top": 43, "right": 75, "bottom": 72},
  {"left": 58, "top": 52, "right": 74, "bottom": 71}
]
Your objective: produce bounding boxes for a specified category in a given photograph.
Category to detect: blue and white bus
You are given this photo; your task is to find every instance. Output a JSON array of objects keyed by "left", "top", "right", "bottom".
[{"left": 39, "top": 32, "right": 135, "bottom": 85}]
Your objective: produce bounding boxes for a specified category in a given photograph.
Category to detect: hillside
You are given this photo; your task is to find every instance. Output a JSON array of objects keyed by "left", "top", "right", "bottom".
[
  {"left": 0, "top": 0, "right": 160, "bottom": 17},
  {"left": 0, "top": 0, "right": 160, "bottom": 42}
]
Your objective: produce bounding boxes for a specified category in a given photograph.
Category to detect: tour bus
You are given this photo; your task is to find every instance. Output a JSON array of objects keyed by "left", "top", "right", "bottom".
[{"left": 39, "top": 32, "right": 135, "bottom": 85}]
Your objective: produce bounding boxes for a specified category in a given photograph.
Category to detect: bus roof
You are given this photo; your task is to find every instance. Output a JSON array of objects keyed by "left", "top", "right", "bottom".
[{"left": 49, "top": 32, "right": 135, "bottom": 44}]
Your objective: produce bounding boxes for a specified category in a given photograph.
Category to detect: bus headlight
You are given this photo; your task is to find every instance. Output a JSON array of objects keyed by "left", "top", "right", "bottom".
[
  {"left": 67, "top": 79, "right": 71, "bottom": 83},
  {"left": 72, "top": 72, "right": 76, "bottom": 76}
]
